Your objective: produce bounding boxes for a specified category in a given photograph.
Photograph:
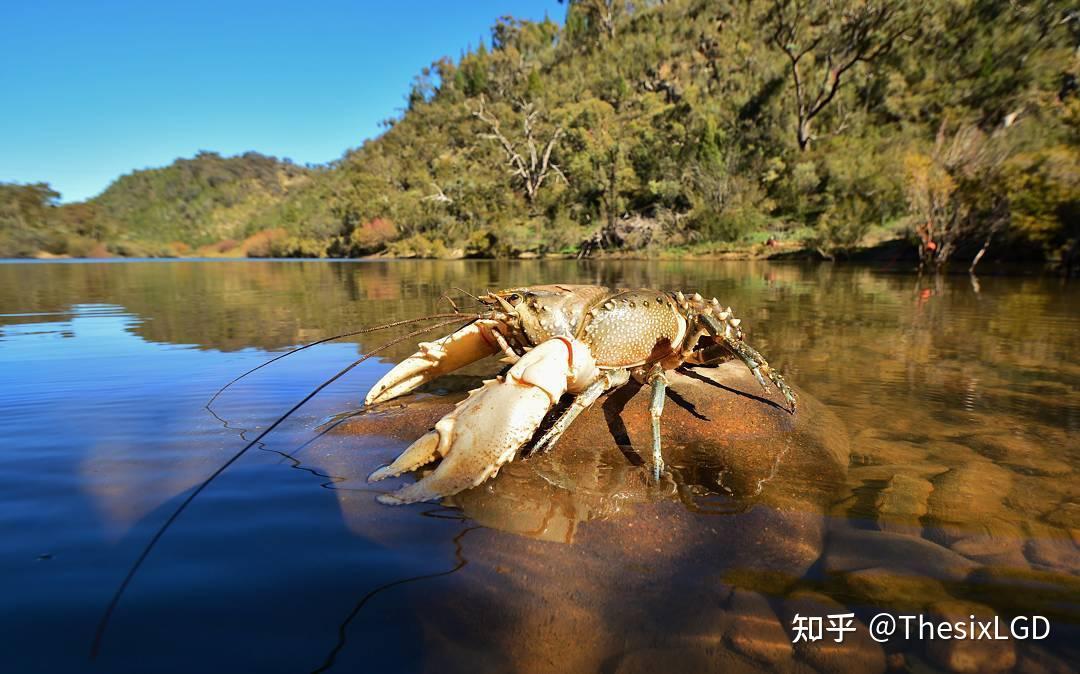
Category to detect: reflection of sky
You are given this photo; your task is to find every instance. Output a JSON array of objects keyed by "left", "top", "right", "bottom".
[
  {"left": 0, "top": 302, "right": 450, "bottom": 673},
  {"left": 0, "top": 303, "right": 388, "bottom": 513}
]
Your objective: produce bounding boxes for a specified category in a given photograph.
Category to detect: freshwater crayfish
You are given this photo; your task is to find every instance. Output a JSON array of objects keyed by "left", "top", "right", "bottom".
[
  {"left": 366, "top": 285, "right": 796, "bottom": 504},
  {"left": 91, "top": 284, "right": 796, "bottom": 653}
]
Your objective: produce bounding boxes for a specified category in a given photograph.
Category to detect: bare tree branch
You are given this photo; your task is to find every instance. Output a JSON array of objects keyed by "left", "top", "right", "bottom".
[
  {"left": 421, "top": 183, "right": 453, "bottom": 204},
  {"left": 768, "top": 1, "right": 921, "bottom": 150},
  {"left": 471, "top": 97, "right": 567, "bottom": 203}
]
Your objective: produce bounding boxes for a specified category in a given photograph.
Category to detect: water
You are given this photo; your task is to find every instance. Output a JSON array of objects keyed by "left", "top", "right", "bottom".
[{"left": 0, "top": 260, "right": 1076, "bottom": 673}]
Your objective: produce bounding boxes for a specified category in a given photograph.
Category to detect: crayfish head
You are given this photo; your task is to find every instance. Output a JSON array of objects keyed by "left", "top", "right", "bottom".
[{"left": 482, "top": 286, "right": 585, "bottom": 344}]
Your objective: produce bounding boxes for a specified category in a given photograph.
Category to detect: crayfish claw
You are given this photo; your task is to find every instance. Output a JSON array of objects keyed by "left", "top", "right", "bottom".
[
  {"left": 374, "top": 337, "right": 599, "bottom": 505},
  {"left": 364, "top": 320, "right": 504, "bottom": 406},
  {"left": 368, "top": 430, "right": 442, "bottom": 483}
]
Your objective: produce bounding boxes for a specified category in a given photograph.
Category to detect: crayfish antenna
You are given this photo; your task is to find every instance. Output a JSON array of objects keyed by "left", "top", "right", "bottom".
[{"left": 205, "top": 312, "right": 477, "bottom": 412}]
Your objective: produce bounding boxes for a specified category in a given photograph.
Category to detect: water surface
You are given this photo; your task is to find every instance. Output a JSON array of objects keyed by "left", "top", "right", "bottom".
[{"left": 1, "top": 260, "right": 1076, "bottom": 673}]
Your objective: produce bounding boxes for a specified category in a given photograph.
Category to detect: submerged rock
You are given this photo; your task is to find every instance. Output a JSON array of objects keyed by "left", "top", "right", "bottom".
[
  {"left": 824, "top": 527, "right": 977, "bottom": 582},
  {"left": 874, "top": 473, "right": 933, "bottom": 535},
  {"left": 777, "top": 591, "right": 886, "bottom": 674},
  {"left": 319, "top": 361, "right": 851, "bottom": 674},
  {"left": 336, "top": 360, "right": 848, "bottom": 544},
  {"left": 924, "top": 601, "right": 1017, "bottom": 673},
  {"left": 925, "top": 461, "right": 1018, "bottom": 546}
]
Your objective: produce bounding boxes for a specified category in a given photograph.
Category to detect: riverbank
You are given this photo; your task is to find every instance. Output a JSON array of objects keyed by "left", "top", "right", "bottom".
[{"left": 28, "top": 235, "right": 1056, "bottom": 273}]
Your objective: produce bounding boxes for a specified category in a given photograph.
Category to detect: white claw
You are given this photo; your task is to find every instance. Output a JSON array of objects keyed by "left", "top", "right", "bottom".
[
  {"left": 364, "top": 320, "right": 503, "bottom": 406},
  {"left": 376, "top": 338, "right": 600, "bottom": 504},
  {"left": 729, "top": 318, "right": 742, "bottom": 328}
]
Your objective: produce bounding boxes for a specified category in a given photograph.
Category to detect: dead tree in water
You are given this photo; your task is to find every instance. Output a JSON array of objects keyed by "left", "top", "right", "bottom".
[{"left": 903, "top": 122, "right": 1010, "bottom": 273}]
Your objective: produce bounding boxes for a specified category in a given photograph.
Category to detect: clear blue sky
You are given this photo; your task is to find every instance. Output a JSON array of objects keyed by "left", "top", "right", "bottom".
[{"left": 0, "top": 1, "right": 564, "bottom": 202}]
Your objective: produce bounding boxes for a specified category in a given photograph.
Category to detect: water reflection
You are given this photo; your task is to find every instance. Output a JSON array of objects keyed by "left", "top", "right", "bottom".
[{"left": 0, "top": 260, "right": 1076, "bottom": 673}]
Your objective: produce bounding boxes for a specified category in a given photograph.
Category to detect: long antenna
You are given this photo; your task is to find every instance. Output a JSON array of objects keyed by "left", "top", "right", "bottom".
[
  {"left": 91, "top": 315, "right": 475, "bottom": 660},
  {"left": 205, "top": 313, "right": 473, "bottom": 410}
]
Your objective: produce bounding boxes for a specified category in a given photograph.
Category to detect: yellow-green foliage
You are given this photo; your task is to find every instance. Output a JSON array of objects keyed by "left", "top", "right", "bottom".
[
  {"left": 91, "top": 151, "right": 313, "bottom": 247},
  {"left": 1004, "top": 145, "right": 1080, "bottom": 263},
  {"left": 0, "top": 0, "right": 1075, "bottom": 264}
]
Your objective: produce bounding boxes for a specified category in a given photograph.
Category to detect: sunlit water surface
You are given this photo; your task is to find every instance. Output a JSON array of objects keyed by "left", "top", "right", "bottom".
[{"left": 0, "top": 260, "right": 1076, "bottom": 673}]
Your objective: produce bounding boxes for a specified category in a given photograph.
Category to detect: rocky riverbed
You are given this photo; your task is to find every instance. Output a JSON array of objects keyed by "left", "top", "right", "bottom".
[{"left": 307, "top": 361, "right": 1079, "bottom": 674}]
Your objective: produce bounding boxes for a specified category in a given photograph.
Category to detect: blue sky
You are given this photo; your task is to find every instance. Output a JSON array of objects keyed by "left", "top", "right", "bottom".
[{"left": 0, "top": 1, "right": 564, "bottom": 202}]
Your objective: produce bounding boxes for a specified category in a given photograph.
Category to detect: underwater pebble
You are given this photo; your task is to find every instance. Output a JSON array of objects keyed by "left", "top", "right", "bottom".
[
  {"left": 925, "top": 462, "right": 1016, "bottom": 546},
  {"left": 723, "top": 590, "right": 793, "bottom": 667},
  {"left": 875, "top": 473, "right": 934, "bottom": 535},
  {"left": 949, "top": 535, "right": 1029, "bottom": 568},
  {"left": 923, "top": 600, "right": 1016, "bottom": 674},
  {"left": 843, "top": 566, "right": 950, "bottom": 610},
  {"left": 1023, "top": 521, "right": 1080, "bottom": 572},
  {"left": 824, "top": 527, "right": 977, "bottom": 582},
  {"left": 778, "top": 591, "right": 885, "bottom": 674}
]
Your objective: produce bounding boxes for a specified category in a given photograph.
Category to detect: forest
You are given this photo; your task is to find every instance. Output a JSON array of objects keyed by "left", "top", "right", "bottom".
[{"left": 2, "top": 0, "right": 1077, "bottom": 270}]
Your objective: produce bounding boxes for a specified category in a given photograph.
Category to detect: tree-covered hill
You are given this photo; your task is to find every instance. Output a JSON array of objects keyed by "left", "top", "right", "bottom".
[
  {"left": 92, "top": 151, "right": 314, "bottom": 250},
  {"left": 3, "top": 0, "right": 1077, "bottom": 269},
  {"left": 1, "top": 152, "right": 317, "bottom": 257}
]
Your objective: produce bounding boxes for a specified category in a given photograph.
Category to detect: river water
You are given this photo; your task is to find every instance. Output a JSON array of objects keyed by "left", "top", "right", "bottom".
[{"left": 0, "top": 260, "right": 1076, "bottom": 673}]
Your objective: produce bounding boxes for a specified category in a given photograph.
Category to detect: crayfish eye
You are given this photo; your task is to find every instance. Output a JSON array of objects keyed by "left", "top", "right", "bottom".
[{"left": 506, "top": 293, "right": 522, "bottom": 305}]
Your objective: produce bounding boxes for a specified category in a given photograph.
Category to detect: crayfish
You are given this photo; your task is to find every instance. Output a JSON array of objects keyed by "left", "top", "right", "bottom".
[{"left": 366, "top": 285, "right": 796, "bottom": 504}]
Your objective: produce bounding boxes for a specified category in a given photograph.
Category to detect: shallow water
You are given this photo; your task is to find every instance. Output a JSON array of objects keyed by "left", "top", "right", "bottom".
[{"left": 0, "top": 259, "right": 1076, "bottom": 673}]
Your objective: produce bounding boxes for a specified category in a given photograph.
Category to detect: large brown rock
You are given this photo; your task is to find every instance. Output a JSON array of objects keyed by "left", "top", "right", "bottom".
[{"left": 309, "top": 361, "right": 851, "bottom": 673}]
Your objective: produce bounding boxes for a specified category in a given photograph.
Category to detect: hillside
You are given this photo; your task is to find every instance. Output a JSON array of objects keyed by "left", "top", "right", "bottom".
[
  {"left": 0, "top": 152, "right": 317, "bottom": 257},
  {"left": 92, "top": 151, "right": 314, "bottom": 251},
  {"left": 2, "top": 0, "right": 1077, "bottom": 269}
]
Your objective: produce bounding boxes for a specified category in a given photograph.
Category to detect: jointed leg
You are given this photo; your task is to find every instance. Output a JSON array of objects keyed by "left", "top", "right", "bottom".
[
  {"left": 491, "top": 328, "right": 521, "bottom": 363},
  {"left": 647, "top": 367, "right": 667, "bottom": 480},
  {"left": 531, "top": 369, "right": 630, "bottom": 454},
  {"left": 700, "top": 314, "right": 797, "bottom": 413}
]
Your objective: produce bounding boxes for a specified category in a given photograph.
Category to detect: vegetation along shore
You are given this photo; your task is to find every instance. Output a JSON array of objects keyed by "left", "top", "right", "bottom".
[{"left": 2, "top": 0, "right": 1076, "bottom": 271}]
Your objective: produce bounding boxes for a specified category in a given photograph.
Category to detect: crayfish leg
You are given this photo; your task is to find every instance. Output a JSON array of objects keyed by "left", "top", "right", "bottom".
[
  {"left": 646, "top": 367, "right": 668, "bottom": 480},
  {"left": 531, "top": 369, "right": 630, "bottom": 455},
  {"left": 699, "top": 313, "right": 797, "bottom": 413}
]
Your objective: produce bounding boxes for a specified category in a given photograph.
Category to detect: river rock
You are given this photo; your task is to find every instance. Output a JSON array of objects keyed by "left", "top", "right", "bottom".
[
  {"left": 964, "top": 567, "right": 1080, "bottom": 625},
  {"left": 1043, "top": 501, "right": 1080, "bottom": 531},
  {"left": 849, "top": 430, "right": 933, "bottom": 471},
  {"left": 723, "top": 589, "right": 794, "bottom": 668},
  {"left": 777, "top": 591, "right": 886, "bottom": 674},
  {"left": 1023, "top": 521, "right": 1080, "bottom": 572},
  {"left": 1014, "top": 644, "right": 1077, "bottom": 674},
  {"left": 317, "top": 361, "right": 851, "bottom": 674},
  {"left": 612, "top": 647, "right": 762, "bottom": 674},
  {"left": 842, "top": 566, "right": 950, "bottom": 610},
  {"left": 958, "top": 432, "right": 1073, "bottom": 478},
  {"left": 925, "top": 461, "right": 1017, "bottom": 546},
  {"left": 824, "top": 527, "right": 977, "bottom": 582},
  {"left": 949, "top": 535, "right": 1029, "bottom": 568},
  {"left": 875, "top": 473, "right": 933, "bottom": 535},
  {"left": 923, "top": 601, "right": 1016, "bottom": 673}
]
